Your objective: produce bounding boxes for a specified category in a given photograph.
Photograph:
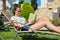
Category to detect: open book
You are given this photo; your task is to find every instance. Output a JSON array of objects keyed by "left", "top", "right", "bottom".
[{"left": 28, "top": 13, "right": 36, "bottom": 22}]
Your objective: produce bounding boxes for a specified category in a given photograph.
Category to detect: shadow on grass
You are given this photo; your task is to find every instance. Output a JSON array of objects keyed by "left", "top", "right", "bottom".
[
  {"left": 21, "top": 35, "right": 58, "bottom": 40},
  {"left": 18, "top": 33, "right": 60, "bottom": 40}
]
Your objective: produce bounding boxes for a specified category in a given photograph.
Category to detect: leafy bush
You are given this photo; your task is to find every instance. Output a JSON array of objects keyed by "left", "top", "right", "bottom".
[
  {"left": 31, "top": 0, "right": 38, "bottom": 11},
  {"left": 0, "top": 18, "right": 4, "bottom": 29},
  {"left": 51, "top": 19, "right": 60, "bottom": 26},
  {"left": 0, "top": 18, "right": 3, "bottom": 26},
  {"left": 21, "top": 2, "right": 34, "bottom": 21}
]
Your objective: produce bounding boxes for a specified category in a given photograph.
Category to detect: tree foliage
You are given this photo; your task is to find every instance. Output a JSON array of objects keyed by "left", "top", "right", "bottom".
[
  {"left": 19, "top": 0, "right": 24, "bottom": 4},
  {"left": 21, "top": 2, "right": 34, "bottom": 21},
  {"left": 31, "top": 0, "right": 38, "bottom": 11}
]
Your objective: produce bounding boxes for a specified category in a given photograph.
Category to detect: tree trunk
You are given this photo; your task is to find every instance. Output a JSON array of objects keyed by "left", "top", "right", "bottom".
[{"left": 2, "top": 0, "right": 6, "bottom": 11}]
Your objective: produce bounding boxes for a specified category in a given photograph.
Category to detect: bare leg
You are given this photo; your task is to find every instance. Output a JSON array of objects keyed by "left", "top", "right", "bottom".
[
  {"left": 29, "top": 17, "right": 48, "bottom": 31},
  {"left": 29, "top": 17, "right": 60, "bottom": 33},
  {"left": 30, "top": 17, "right": 48, "bottom": 30},
  {"left": 44, "top": 17, "right": 60, "bottom": 33}
]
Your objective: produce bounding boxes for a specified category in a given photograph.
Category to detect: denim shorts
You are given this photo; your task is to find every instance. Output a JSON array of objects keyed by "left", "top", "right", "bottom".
[{"left": 21, "top": 24, "right": 32, "bottom": 31}]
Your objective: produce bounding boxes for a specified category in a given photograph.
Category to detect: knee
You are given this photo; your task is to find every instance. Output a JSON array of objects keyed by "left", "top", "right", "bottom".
[
  {"left": 37, "top": 16, "right": 49, "bottom": 22},
  {"left": 43, "top": 16, "right": 47, "bottom": 19},
  {"left": 43, "top": 17, "right": 49, "bottom": 21}
]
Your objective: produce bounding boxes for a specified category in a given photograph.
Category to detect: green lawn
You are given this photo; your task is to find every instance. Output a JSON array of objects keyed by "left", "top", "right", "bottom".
[
  {"left": 0, "top": 28, "right": 22, "bottom": 40},
  {"left": 0, "top": 28, "right": 60, "bottom": 40}
]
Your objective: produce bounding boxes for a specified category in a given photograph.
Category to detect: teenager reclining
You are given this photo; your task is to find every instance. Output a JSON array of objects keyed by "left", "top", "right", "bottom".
[{"left": 11, "top": 4, "right": 60, "bottom": 34}]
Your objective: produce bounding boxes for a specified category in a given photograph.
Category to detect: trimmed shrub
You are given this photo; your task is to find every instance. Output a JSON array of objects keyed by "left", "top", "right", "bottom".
[{"left": 20, "top": 2, "right": 34, "bottom": 22}]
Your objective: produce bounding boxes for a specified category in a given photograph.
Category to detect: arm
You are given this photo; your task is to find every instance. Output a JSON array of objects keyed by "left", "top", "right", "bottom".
[
  {"left": 13, "top": 20, "right": 25, "bottom": 28},
  {"left": 26, "top": 20, "right": 36, "bottom": 25}
]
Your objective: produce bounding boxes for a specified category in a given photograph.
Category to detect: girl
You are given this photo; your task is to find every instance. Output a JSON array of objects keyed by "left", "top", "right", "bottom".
[{"left": 11, "top": 4, "right": 60, "bottom": 34}]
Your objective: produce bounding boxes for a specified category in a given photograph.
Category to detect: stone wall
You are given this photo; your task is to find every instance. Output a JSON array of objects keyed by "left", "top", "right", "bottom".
[{"left": 36, "top": 0, "right": 60, "bottom": 20}]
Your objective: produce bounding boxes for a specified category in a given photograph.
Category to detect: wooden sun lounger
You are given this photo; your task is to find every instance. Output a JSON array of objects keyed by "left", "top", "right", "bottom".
[
  {"left": 1, "top": 10, "right": 60, "bottom": 35},
  {"left": 14, "top": 26, "right": 60, "bottom": 35},
  {"left": 1, "top": 10, "right": 12, "bottom": 22}
]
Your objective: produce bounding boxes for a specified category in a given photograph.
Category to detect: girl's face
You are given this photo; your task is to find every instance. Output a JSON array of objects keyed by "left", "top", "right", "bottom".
[{"left": 15, "top": 8, "right": 21, "bottom": 16}]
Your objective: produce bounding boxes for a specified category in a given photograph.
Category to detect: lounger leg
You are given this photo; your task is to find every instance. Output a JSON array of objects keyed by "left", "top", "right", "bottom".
[
  {"left": 13, "top": 33, "right": 17, "bottom": 40},
  {"left": 13, "top": 32, "right": 21, "bottom": 40}
]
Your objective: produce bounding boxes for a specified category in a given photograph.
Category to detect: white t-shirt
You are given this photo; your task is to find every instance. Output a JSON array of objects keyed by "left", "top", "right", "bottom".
[{"left": 11, "top": 16, "right": 27, "bottom": 24}]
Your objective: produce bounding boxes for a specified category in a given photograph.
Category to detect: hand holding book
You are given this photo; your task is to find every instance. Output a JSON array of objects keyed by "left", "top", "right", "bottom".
[{"left": 28, "top": 13, "right": 36, "bottom": 22}]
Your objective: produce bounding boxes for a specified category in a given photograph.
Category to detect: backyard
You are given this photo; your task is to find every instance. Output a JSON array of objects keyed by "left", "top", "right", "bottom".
[{"left": 0, "top": 0, "right": 60, "bottom": 40}]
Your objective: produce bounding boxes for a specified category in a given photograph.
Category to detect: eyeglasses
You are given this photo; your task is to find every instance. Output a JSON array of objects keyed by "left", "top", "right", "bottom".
[{"left": 17, "top": 10, "right": 21, "bottom": 12}]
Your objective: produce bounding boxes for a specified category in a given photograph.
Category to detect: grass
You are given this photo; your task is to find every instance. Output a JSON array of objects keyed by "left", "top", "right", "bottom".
[
  {"left": 0, "top": 28, "right": 60, "bottom": 40},
  {"left": 0, "top": 28, "right": 22, "bottom": 40}
]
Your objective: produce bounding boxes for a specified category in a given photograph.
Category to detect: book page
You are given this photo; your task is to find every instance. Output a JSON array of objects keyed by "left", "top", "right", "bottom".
[{"left": 28, "top": 13, "right": 36, "bottom": 22}]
